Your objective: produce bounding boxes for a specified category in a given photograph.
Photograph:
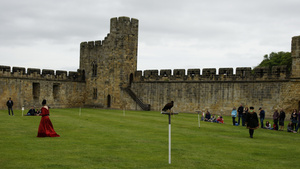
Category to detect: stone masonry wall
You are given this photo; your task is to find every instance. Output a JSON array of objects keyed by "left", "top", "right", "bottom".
[
  {"left": 130, "top": 60, "right": 300, "bottom": 117},
  {"left": 0, "top": 67, "right": 86, "bottom": 109}
]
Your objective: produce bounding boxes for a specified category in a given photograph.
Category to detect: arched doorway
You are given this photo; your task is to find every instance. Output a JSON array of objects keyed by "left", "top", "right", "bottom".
[{"left": 107, "top": 95, "right": 111, "bottom": 108}]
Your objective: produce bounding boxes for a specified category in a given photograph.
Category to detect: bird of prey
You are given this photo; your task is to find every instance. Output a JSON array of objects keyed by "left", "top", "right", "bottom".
[{"left": 162, "top": 101, "right": 174, "bottom": 112}]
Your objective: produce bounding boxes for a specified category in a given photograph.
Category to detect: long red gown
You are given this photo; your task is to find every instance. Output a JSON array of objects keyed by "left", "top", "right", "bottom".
[{"left": 37, "top": 106, "right": 60, "bottom": 137}]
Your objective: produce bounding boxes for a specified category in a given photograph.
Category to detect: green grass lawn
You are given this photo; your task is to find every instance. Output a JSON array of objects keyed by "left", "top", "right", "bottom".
[{"left": 0, "top": 108, "right": 299, "bottom": 169}]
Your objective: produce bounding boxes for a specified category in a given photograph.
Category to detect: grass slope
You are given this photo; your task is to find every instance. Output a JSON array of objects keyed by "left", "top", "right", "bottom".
[{"left": 0, "top": 109, "right": 299, "bottom": 169}]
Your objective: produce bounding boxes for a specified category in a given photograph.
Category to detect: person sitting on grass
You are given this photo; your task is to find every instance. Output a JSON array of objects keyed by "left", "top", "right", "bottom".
[
  {"left": 26, "top": 107, "right": 36, "bottom": 116},
  {"left": 36, "top": 109, "right": 41, "bottom": 115},
  {"left": 287, "top": 122, "right": 297, "bottom": 133},
  {"left": 264, "top": 121, "right": 273, "bottom": 129},
  {"left": 204, "top": 110, "right": 211, "bottom": 121},
  {"left": 209, "top": 115, "right": 217, "bottom": 122},
  {"left": 217, "top": 116, "right": 224, "bottom": 123}
]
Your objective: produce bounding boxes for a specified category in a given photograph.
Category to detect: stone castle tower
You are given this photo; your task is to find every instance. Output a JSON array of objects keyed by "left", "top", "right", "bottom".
[
  {"left": 79, "top": 17, "right": 139, "bottom": 108},
  {"left": 291, "top": 35, "right": 300, "bottom": 79}
]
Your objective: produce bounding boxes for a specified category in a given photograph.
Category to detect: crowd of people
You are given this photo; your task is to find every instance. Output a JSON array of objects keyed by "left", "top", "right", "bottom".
[
  {"left": 201, "top": 104, "right": 300, "bottom": 138},
  {"left": 264, "top": 108, "right": 299, "bottom": 133},
  {"left": 25, "top": 107, "right": 41, "bottom": 116},
  {"left": 230, "top": 105, "right": 300, "bottom": 134},
  {"left": 202, "top": 110, "right": 224, "bottom": 123}
]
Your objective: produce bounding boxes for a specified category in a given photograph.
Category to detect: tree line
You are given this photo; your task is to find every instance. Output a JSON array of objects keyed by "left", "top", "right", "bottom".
[{"left": 256, "top": 51, "right": 292, "bottom": 72}]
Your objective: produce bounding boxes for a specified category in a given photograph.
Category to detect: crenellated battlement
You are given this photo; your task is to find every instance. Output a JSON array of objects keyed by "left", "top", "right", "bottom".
[
  {"left": 110, "top": 16, "right": 138, "bottom": 35},
  {"left": 0, "top": 65, "right": 85, "bottom": 82},
  {"left": 134, "top": 66, "right": 290, "bottom": 82},
  {"left": 80, "top": 33, "right": 112, "bottom": 51},
  {"left": 80, "top": 16, "right": 138, "bottom": 51}
]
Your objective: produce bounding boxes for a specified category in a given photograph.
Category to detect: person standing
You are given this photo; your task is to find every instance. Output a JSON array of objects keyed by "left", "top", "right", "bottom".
[
  {"left": 279, "top": 108, "right": 286, "bottom": 131},
  {"left": 244, "top": 107, "right": 249, "bottom": 118},
  {"left": 273, "top": 108, "right": 279, "bottom": 131},
  {"left": 259, "top": 107, "right": 265, "bottom": 128},
  {"left": 37, "top": 99, "right": 60, "bottom": 137},
  {"left": 290, "top": 109, "right": 298, "bottom": 131},
  {"left": 245, "top": 106, "right": 259, "bottom": 138},
  {"left": 296, "top": 110, "right": 300, "bottom": 132},
  {"left": 237, "top": 104, "right": 244, "bottom": 126},
  {"left": 242, "top": 106, "right": 248, "bottom": 126},
  {"left": 231, "top": 107, "right": 237, "bottom": 126},
  {"left": 6, "top": 97, "right": 14, "bottom": 116}
]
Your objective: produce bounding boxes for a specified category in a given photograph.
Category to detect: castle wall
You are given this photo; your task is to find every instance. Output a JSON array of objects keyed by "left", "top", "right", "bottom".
[
  {"left": 0, "top": 66, "right": 86, "bottom": 109},
  {"left": 131, "top": 66, "right": 299, "bottom": 117}
]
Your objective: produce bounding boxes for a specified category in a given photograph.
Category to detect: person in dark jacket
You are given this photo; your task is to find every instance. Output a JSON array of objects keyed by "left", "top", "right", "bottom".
[
  {"left": 6, "top": 97, "right": 14, "bottom": 116},
  {"left": 259, "top": 107, "right": 265, "bottom": 128},
  {"left": 296, "top": 110, "right": 300, "bottom": 132},
  {"left": 245, "top": 106, "right": 259, "bottom": 138},
  {"left": 237, "top": 104, "right": 244, "bottom": 126},
  {"left": 273, "top": 109, "right": 279, "bottom": 131},
  {"left": 204, "top": 110, "right": 211, "bottom": 121},
  {"left": 27, "top": 107, "right": 36, "bottom": 116},
  {"left": 290, "top": 109, "right": 298, "bottom": 131},
  {"left": 279, "top": 108, "right": 286, "bottom": 131}
]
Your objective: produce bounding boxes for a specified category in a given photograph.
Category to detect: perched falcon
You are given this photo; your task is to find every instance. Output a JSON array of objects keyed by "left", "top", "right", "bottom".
[{"left": 162, "top": 101, "right": 174, "bottom": 111}]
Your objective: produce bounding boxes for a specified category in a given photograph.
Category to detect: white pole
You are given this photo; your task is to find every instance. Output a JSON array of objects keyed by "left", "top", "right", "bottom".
[
  {"left": 196, "top": 111, "right": 201, "bottom": 128},
  {"left": 169, "top": 123, "right": 171, "bottom": 164},
  {"left": 22, "top": 106, "right": 24, "bottom": 116},
  {"left": 161, "top": 111, "right": 178, "bottom": 164},
  {"left": 198, "top": 113, "right": 200, "bottom": 128}
]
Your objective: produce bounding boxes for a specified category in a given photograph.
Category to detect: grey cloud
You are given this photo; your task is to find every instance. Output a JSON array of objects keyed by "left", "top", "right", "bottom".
[{"left": 1, "top": 0, "right": 300, "bottom": 71}]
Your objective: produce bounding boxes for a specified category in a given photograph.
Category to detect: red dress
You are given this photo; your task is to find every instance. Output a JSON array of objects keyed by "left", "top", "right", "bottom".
[{"left": 37, "top": 106, "right": 60, "bottom": 137}]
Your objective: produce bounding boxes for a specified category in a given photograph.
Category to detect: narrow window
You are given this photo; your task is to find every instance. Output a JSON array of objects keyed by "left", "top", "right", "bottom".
[
  {"left": 33, "top": 83, "right": 40, "bottom": 100},
  {"left": 93, "top": 88, "right": 97, "bottom": 99},
  {"left": 107, "top": 95, "right": 111, "bottom": 108},
  {"left": 53, "top": 84, "right": 60, "bottom": 100},
  {"left": 92, "top": 61, "right": 97, "bottom": 77}
]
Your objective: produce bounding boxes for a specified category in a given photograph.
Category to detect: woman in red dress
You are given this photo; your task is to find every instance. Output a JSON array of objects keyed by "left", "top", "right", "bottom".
[{"left": 37, "top": 99, "right": 60, "bottom": 137}]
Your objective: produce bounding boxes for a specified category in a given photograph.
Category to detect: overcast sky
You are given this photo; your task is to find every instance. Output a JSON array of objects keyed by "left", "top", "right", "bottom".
[{"left": 1, "top": 0, "right": 300, "bottom": 73}]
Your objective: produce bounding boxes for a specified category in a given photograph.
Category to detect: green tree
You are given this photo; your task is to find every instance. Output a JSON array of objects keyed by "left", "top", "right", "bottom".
[{"left": 256, "top": 51, "right": 292, "bottom": 71}]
